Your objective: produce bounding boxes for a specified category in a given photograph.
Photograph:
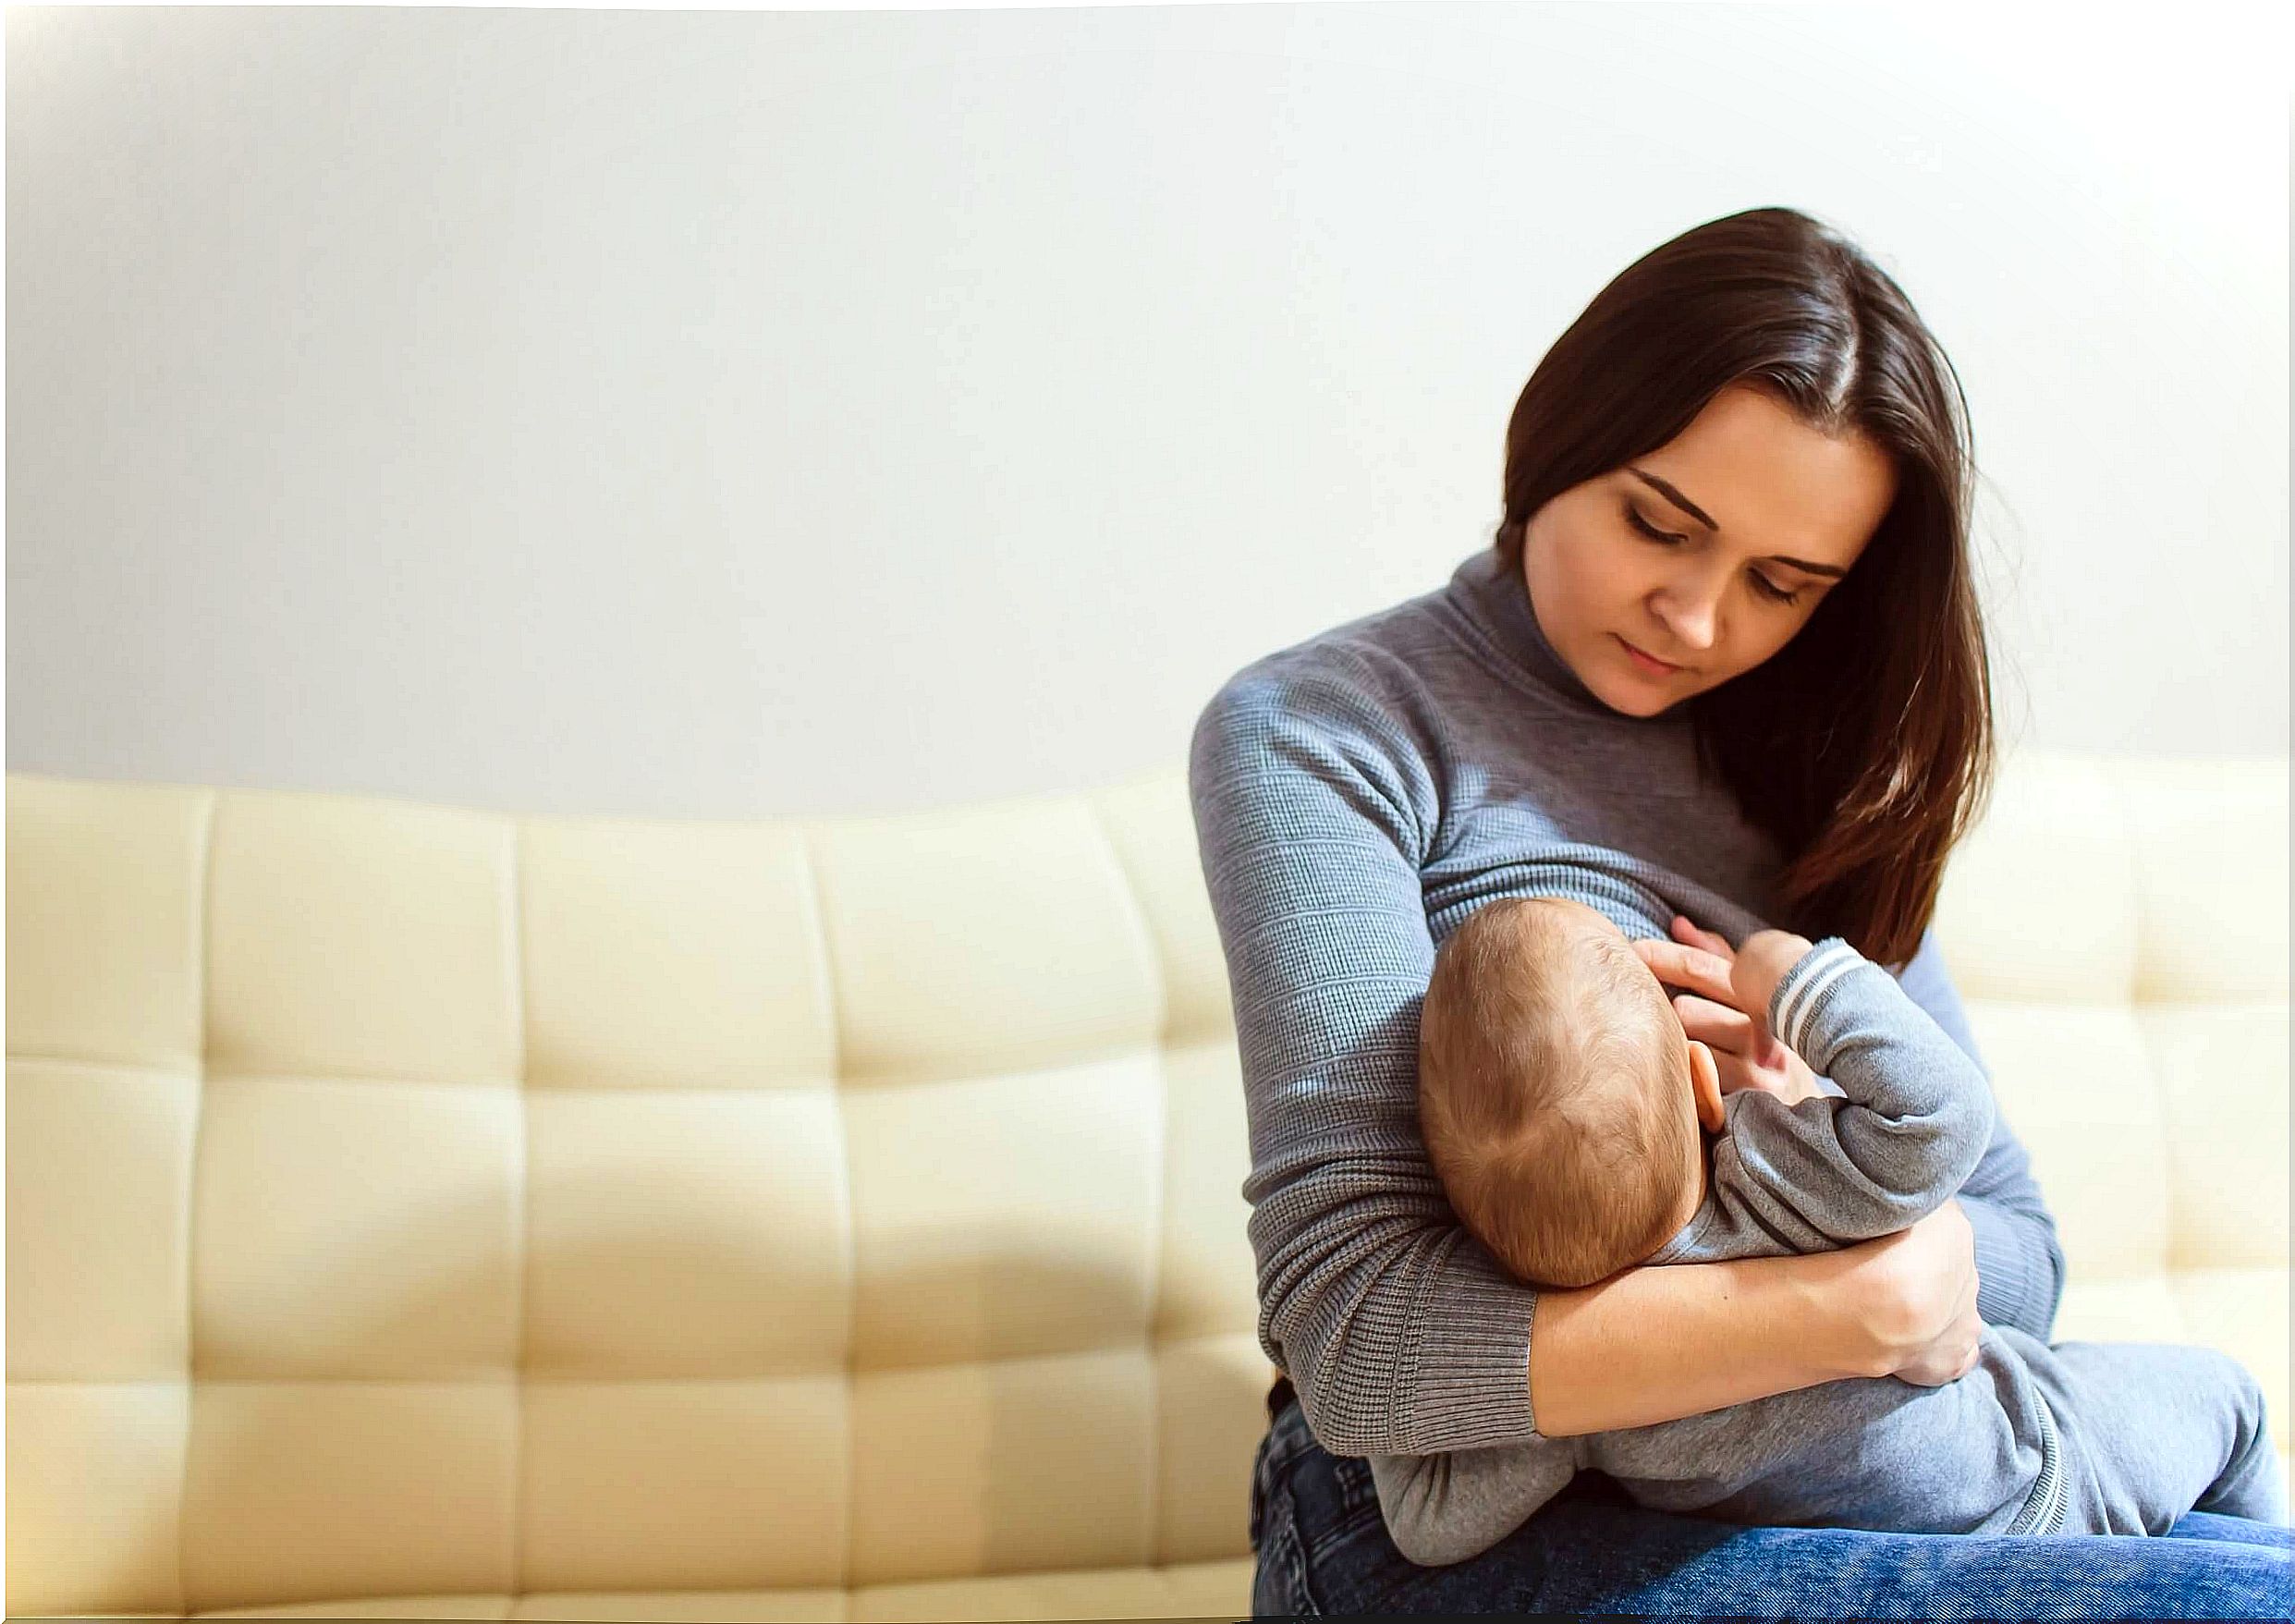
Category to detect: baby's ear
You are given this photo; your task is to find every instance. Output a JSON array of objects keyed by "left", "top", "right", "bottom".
[{"left": 1687, "top": 1041, "right": 1724, "bottom": 1133}]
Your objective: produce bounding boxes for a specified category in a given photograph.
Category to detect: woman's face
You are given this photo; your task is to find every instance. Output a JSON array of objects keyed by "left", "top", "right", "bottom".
[{"left": 1520, "top": 383, "right": 1898, "bottom": 718}]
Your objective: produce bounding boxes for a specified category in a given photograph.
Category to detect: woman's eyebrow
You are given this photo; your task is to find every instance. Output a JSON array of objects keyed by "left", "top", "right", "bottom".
[{"left": 1625, "top": 466, "right": 1849, "bottom": 579}]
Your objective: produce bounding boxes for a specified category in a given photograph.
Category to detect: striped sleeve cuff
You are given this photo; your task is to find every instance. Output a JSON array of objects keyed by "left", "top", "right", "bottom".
[{"left": 1766, "top": 935, "right": 1867, "bottom": 1060}]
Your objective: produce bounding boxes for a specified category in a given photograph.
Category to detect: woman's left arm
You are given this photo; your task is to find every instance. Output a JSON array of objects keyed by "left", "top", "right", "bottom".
[{"left": 1888, "top": 924, "right": 2068, "bottom": 1341}]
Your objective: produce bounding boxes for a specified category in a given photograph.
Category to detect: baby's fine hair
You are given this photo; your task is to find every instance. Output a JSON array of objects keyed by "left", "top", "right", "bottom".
[{"left": 1417, "top": 896, "right": 1701, "bottom": 1289}]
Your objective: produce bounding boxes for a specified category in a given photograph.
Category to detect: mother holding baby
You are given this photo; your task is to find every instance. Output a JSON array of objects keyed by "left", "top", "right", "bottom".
[{"left": 1187, "top": 207, "right": 2291, "bottom": 1616}]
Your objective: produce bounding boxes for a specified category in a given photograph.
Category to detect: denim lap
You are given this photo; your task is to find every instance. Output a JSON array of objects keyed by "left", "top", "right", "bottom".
[{"left": 1250, "top": 1399, "right": 2295, "bottom": 1619}]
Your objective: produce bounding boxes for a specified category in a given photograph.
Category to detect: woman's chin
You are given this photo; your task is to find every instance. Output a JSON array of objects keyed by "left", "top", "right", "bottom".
[
  {"left": 1592, "top": 678, "right": 1680, "bottom": 719},
  {"left": 1569, "top": 641, "right": 1688, "bottom": 716}
]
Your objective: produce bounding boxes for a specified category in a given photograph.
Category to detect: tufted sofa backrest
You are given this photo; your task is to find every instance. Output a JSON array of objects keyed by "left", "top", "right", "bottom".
[
  {"left": 6, "top": 768, "right": 1268, "bottom": 1617},
  {"left": 1919, "top": 754, "right": 2288, "bottom": 1402},
  {"left": 6, "top": 751, "right": 2287, "bottom": 1618}
]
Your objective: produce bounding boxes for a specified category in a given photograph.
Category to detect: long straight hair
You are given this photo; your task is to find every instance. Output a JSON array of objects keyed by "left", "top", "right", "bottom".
[{"left": 1493, "top": 207, "right": 1996, "bottom": 967}]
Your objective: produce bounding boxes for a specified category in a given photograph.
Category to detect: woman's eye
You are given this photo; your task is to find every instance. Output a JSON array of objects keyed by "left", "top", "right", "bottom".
[
  {"left": 1628, "top": 504, "right": 1806, "bottom": 607},
  {"left": 1624, "top": 506, "right": 1680, "bottom": 545}
]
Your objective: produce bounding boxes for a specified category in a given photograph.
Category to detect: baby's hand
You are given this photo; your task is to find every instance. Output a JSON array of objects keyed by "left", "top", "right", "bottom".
[{"left": 1731, "top": 928, "right": 1816, "bottom": 1024}]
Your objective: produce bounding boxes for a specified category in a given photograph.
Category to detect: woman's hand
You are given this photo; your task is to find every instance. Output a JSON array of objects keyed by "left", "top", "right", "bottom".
[
  {"left": 1631, "top": 915, "right": 1825, "bottom": 1107},
  {"left": 1850, "top": 1200, "right": 1986, "bottom": 1385}
]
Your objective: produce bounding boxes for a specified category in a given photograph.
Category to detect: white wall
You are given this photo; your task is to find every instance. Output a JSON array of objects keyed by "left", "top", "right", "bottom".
[{"left": 6, "top": 2, "right": 2288, "bottom": 820}]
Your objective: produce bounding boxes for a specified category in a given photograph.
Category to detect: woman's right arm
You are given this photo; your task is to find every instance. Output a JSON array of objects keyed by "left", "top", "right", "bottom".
[
  {"left": 1187, "top": 657, "right": 1959, "bottom": 1454},
  {"left": 1528, "top": 1202, "right": 1985, "bottom": 1435}
]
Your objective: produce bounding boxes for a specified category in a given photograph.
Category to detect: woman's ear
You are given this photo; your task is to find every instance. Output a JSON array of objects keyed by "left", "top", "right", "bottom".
[{"left": 1688, "top": 1040, "right": 1724, "bottom": 1133}]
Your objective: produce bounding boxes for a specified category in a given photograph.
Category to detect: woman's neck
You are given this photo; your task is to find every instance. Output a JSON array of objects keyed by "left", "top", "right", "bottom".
[{"left": 1446, "top": 544, "right": 1676, "bottom": 725}]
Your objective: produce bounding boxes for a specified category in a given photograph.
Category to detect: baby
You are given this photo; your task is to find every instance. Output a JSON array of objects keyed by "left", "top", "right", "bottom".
[{"left": 1370, "top": 891, "right": 2287, "bottom": 1561}]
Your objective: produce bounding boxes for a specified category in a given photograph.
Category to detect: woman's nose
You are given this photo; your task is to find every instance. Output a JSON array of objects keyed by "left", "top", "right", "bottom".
[{"left": 1654, "top": 589, "right": 1721, "bottom": 652}]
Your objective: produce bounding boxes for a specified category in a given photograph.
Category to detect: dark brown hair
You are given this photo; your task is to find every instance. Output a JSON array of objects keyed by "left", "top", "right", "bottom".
[
  {"left": 1493, "top": 207, "right": 1996, "bottom": 966},
  {"left": 1417, "top": 897, "right": 1698, "bottom": 1288}
]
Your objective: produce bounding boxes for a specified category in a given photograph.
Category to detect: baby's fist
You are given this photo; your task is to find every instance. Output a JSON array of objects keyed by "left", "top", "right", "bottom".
[{"left": 1731, "top": 928, "right": 1815, "bottom": 1021}]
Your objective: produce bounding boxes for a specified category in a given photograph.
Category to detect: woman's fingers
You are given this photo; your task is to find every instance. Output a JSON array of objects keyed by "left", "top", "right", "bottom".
[
  {"left": 1711, "top": 1052, "right": 1809, "bottom": 1103},
  {"left": 1709, "top": 1050, "right": 1761, "bottom": 1097},
  {"left": 1670, "top": 915, "right": 1735, "bottom": 958},
  {"left": 1669, "top": 993, "right": 1756, "bottom": 1052},
  {"left": 1632, "top": 936, "right": 1738, "bottom": 1005}
]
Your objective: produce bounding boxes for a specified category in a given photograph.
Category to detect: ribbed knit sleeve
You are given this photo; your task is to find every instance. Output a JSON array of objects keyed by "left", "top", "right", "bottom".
[{"left": 1188, "top": 653, "right": 1543, "bottom": 1456}]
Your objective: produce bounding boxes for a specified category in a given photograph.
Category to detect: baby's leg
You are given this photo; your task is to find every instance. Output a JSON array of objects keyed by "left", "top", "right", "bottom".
[{"left": 2033, "top": 1337, "right": 2286, "bottom": 1534}]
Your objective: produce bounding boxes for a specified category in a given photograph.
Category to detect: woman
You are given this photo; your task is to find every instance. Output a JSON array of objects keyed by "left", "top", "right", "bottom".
[{"left": 1188, "top": 207, "right": 2292, "bottom": 1617}]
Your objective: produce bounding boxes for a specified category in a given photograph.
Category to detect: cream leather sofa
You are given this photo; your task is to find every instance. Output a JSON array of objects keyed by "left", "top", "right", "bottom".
[{"left": 6, "top": 750, "right": 2287, "bottom": 1620}]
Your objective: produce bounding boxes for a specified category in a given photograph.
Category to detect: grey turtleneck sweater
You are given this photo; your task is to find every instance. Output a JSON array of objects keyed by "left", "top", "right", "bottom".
[{"left": 1186, "top": 543, "right": 2066, "bottom": 1460}]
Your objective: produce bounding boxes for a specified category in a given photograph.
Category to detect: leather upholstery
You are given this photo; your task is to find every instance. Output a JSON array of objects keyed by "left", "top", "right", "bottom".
[{"left": 6, "top": 751, "right": 2286, "bottom": 1618}]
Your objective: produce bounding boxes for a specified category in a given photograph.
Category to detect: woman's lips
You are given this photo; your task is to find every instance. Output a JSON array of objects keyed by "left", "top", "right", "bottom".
[{"left": 1616, "top": 635, "right": 1687, "bottom": 676}]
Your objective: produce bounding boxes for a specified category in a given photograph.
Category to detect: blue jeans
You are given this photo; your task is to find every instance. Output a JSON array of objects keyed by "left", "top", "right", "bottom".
[{"left": 1249, "top": 1385, "right": 2295, "bottom": 1618}]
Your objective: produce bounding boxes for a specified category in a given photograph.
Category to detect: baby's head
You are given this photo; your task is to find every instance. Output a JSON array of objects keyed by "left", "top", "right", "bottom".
[{"left": 1417, "top": 896, "right": 1715, "bottom": 1289}]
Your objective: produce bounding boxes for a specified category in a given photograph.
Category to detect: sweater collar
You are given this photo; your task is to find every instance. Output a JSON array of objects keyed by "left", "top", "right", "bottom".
[{"left": 1446, "top": 543, "right": 1662, "bottom": 723}]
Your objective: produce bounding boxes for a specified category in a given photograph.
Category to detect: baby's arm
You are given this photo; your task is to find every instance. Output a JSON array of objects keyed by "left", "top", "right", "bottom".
[
  {"left": 1693, "top": 936, "right": 1996, "bottom": 1253},
  {"left": 1367, "top": 1436, "right": 1581, "bottom": 1568}
]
